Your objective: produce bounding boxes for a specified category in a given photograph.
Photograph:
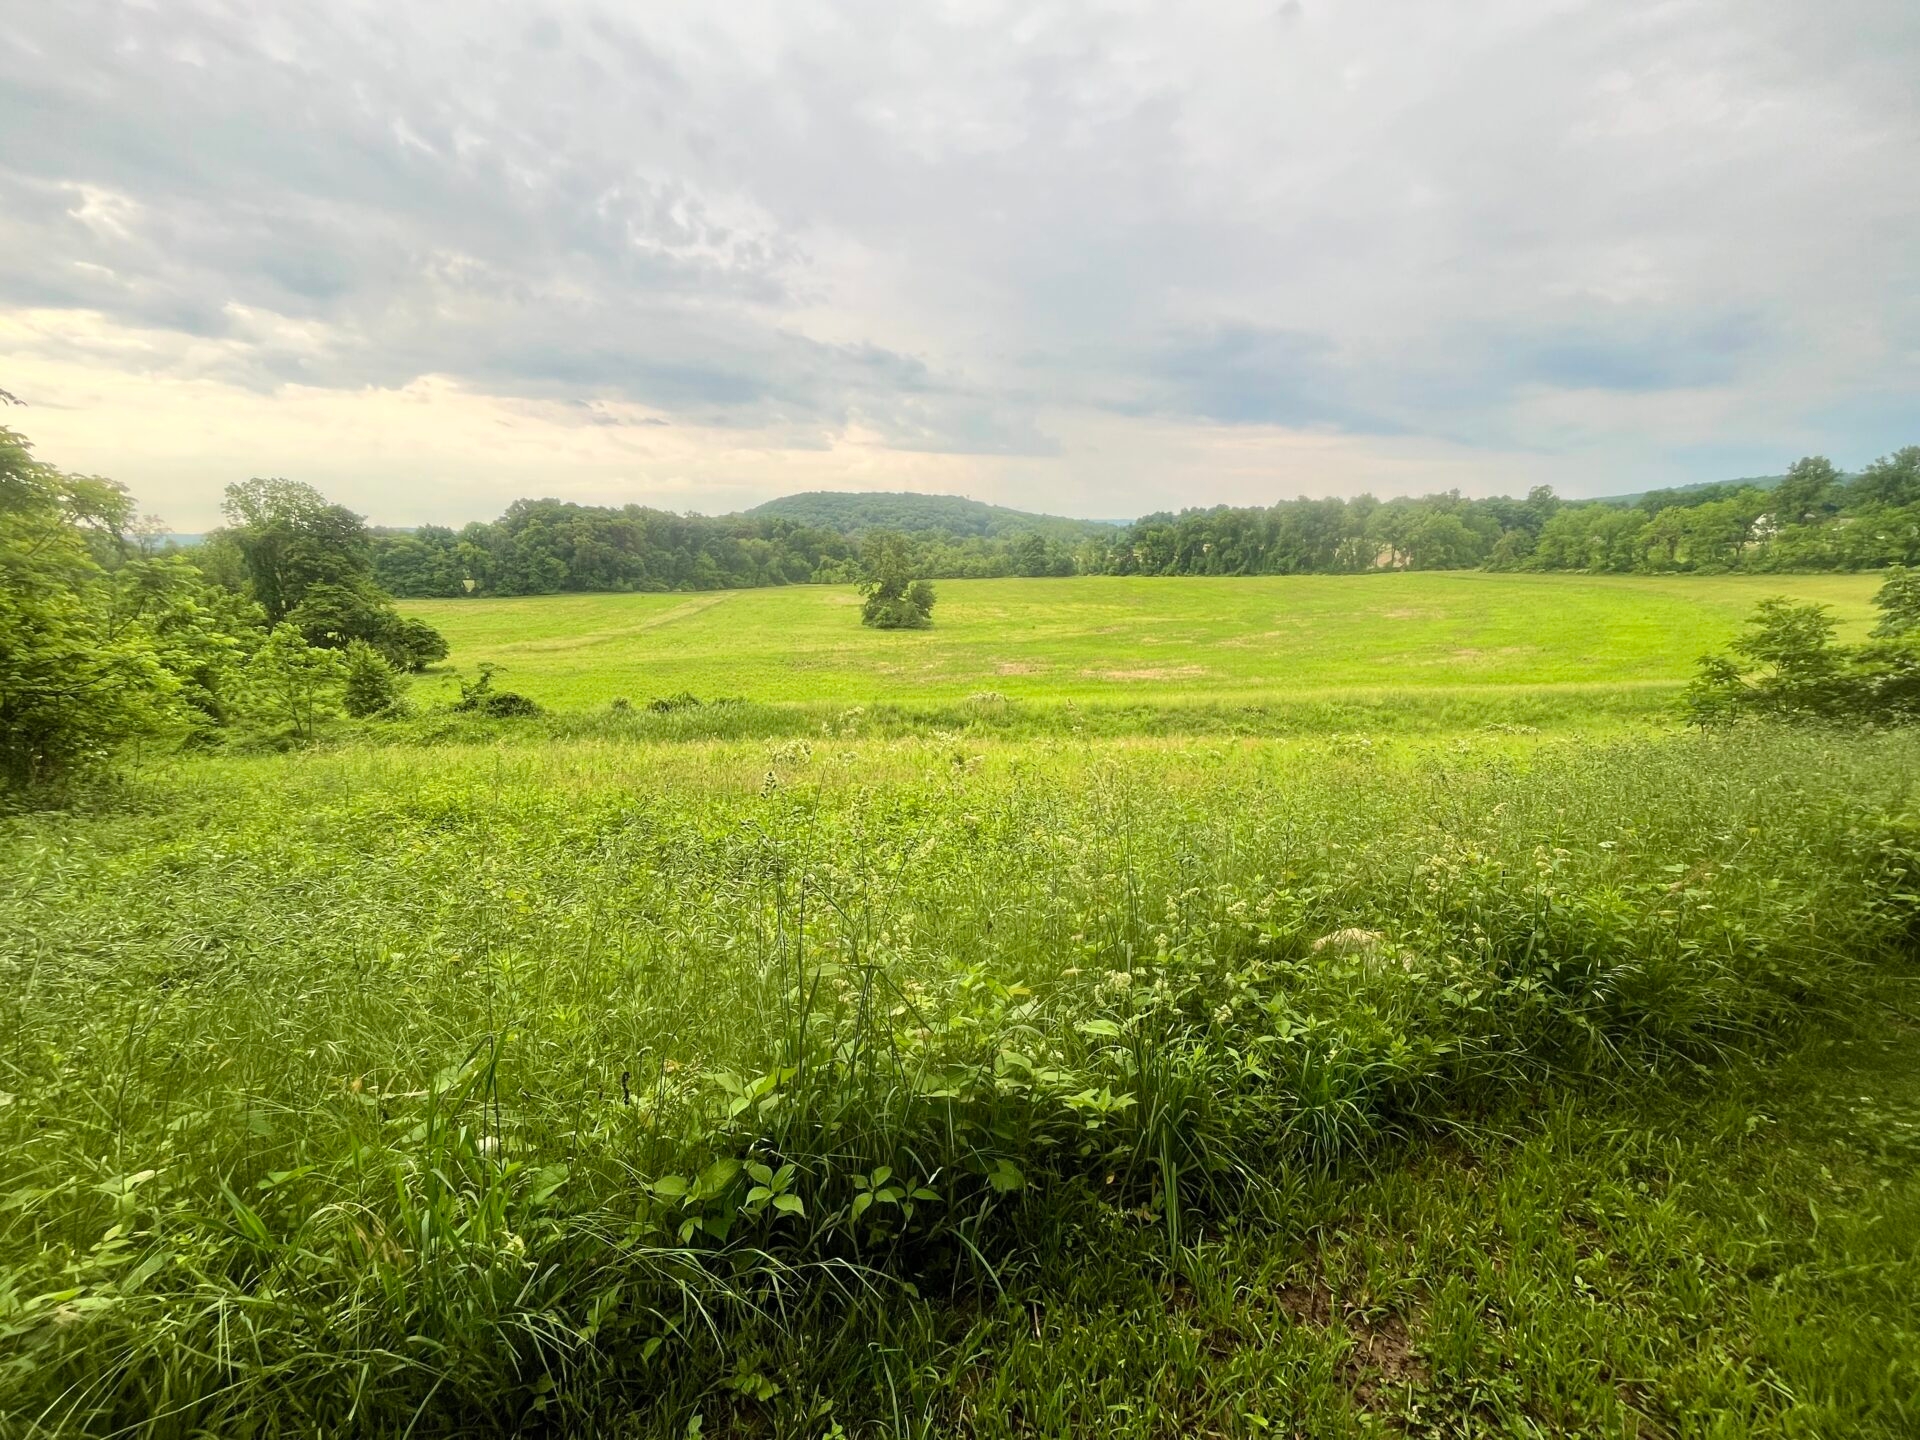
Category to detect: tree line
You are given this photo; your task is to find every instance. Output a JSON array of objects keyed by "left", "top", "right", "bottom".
[
  {"left": 1097, "top": 449, "right": 1920, "bottom": 576},
  {"left": 367, "top": 497, "right": 1090, "bottom": 599},
  {"left": 367, "top": 447, "right": 1920, "bottom": 598},
  {"left": 1, "top": 421, "right": 446, "bottom": 788}
]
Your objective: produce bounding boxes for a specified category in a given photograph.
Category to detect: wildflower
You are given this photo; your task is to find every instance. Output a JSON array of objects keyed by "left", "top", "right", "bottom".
[{"left": 1311, "top": 928, "right": 1383, "bottom": 954}]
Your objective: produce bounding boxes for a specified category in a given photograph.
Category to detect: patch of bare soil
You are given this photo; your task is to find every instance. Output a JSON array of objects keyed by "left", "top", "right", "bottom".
[
  {"left": 1278, "top": 1271, "right": 1430, "bottom": 1422},
  {"left": 1079, "top": 665, "right": 1210, "bottom": 681}
]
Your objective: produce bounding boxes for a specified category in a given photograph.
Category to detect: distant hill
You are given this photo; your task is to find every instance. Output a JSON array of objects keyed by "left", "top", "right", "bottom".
[
  {"left": 1595, "top": 474, "right": 1787, "bottom": 507},
  {"left": 741, "top": 490, "right": 1119, "bottom": 540}
]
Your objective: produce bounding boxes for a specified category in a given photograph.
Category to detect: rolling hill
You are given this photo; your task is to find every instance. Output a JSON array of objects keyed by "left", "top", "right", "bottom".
[{"left": 740, "top": 490, "right": 1121, "bottom": 540}]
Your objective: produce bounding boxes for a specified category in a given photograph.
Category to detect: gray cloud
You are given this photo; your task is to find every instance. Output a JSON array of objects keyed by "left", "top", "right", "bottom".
[{"left": 3, "top": 0, "right": 1918, "bottom": 504}]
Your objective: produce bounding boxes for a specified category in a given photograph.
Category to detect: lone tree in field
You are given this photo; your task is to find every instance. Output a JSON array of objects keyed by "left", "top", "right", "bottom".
[{"left": 857, "top": 530, "right": 936, "bottom": 629}]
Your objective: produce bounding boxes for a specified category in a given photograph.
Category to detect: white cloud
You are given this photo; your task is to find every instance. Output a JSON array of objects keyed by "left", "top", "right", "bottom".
[{"left": 1, "top": 0, "right": 1916, "bottom": 523}]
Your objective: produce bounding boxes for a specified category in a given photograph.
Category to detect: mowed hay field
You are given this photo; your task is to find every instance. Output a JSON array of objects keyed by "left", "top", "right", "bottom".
[{"left": 398, "top": 571, "right": 1884, "bottom": 713}]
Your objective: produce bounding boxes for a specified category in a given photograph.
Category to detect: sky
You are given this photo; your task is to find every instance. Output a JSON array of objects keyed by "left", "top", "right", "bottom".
[{"left": 2, "top": 1, "right": 1917, "bottom": 530}]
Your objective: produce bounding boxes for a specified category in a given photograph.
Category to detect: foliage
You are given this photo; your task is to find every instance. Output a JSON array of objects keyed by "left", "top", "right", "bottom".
[
  {"left": 1686, "top": 569, "right": 1920, "bottom": 726},
  {"left": 0, "top": 427, "right": 213, "bottom": 788},
  {"left": 243, "top": 622, "right": 349, "bottom": 740},
  {"left": 857, "top": 531, "right": 937, "bottom": 629},
  {"left": 369, "top": 497, "right": 1091, "bottom": 599},
  {"left": 341, "top": 639, "right": 403, "bottom": 719},
  {"left": 365, "top": 444, "right": 1920, "bottom": 601},
  {"left": 219, "top": 478, "right": 376, "bottom": 626},
  {"left": 2, "top": 728, "right": 1917, "bottom": 1431},
  {"left": 452, "top": 662, "right": 543, "bottom": 718},
  {"left": 744, "top": 489, "right": 1115, "bottom": 543},
  {"left": 220, "top": 479, "right": 446, "bottom": 670}
]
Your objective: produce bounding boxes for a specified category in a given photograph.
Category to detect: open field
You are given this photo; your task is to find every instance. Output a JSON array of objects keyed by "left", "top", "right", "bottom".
[
  {"left": 398, "top": 572, "right": 1885, "bottom": 714},
  {"left": 7, "top": 573, "right": 1919, "bottom": 1437},
  {"left": 5, "top": 724, "right": 1919, "bottom": 1435}
]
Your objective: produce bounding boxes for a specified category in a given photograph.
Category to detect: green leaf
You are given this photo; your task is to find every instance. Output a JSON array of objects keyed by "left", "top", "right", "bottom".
[
  {"left": 694, "top": 1157, "right": 741, "bottom": 1199},
  {"left": 987, "top": 1159, "right": 1025, "bottom": 1194},
  {"left": 529, "top": 1163, "right": 569, "bottom": 1204},
  {"left": 772, "top": 1193, "right": 805, "bottom": 1217}
]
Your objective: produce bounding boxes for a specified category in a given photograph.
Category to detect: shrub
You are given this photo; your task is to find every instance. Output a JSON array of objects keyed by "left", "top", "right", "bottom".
[
  {"left": 451, "top": 663, "right": 543, "bottom": 719},
  {"left": 0, "top": 428, "right": 186, "bottom": 787},
  {"left": 242, "top": 623, "right": 349, "bottom": 741},
  {"left": 1686, "top": 570, "right": 1920, "bottom": 727},
  {"left": 342, "top": 640, "right": 402, "bottom": 718}
]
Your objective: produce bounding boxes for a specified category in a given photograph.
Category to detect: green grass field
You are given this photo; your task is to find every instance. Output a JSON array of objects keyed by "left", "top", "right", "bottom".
[
  {"left": 399, "top": 572, "right": 1883, "bottom": 712},
  {"left": 7, "top": 573, "right": 1919, "bottom": 1438}
]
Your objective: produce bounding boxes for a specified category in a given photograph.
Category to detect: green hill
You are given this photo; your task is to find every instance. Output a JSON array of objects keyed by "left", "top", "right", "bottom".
[
  {"left": 1595, "top": 473, "right": 1787, "bottom": 507},
  {"left": 741, "top": 490, "right": 1118, "bottom": 540}
]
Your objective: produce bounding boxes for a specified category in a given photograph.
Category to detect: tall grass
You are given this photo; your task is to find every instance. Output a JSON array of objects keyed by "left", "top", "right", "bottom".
[{"left": 1, "top": 729, "right": 1916, "bottom": 1433}]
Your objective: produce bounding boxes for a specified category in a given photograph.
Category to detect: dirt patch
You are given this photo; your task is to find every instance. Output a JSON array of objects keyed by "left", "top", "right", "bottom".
[
  {"left": 1276, "top": 1276, "right": 1335, "bottom": 1327},
  {"left": 1278, "top": 1270, "right": 1430, "bottom": 1419},
  {"left": 1079, "top": 665, "right": 1210, "bottom": 681},
  {"left": 1343, "top": 1309, "right": 1428, "bottom": 1410},
  {"left": 995, "top": 661, "right": 1046, "bottom": 675}
]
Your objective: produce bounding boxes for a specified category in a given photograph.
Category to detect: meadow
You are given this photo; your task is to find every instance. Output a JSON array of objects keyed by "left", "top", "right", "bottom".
[
  {"left": 397, "top": 571, "right": 1883, "bottom": 712},
  {"left": 3, "top": 574, "right": 1918, "bottom": 1438}
]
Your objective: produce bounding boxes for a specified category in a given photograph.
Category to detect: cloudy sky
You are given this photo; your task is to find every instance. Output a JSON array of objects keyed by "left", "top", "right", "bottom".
[{"left": 3, "top": 1, "right": 1916, "bottom": 528}]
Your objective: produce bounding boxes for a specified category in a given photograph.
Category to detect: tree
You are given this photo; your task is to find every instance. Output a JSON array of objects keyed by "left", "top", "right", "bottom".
[
  {"left": 100, "top": 552, "right": 261, "bottom": 726},
  {"left": 220, "top": 478, "right": 374, "bottom": 624},
  {"left": 1685, "top": 599, "right": 1854, "bottom": 725},
  {"left": 244, "top": 623, "right": 348, "bottom": 742},
  {"left": 0, "top": 426, "right": 181, "bottom": 787},
  {"left": 341, "top": 639, "right": 403, "bottom": 718},
  {"left": 1771, "top": 456, "right": 1843, "bottom": 526},
  {"left": 220, "top": 479, "right": 447, "bottom": 670},
  {"left": 388, "top": 615, "right": 450, "bottom": 671},
  {"left": 858, "top": 531, "right": 937, "bottom": 629},
  {"left": 1849, "top": 447, "right": 1920, "bottom": 511}
]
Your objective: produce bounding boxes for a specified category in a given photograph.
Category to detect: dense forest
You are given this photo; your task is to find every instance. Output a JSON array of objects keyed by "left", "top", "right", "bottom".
[{"left": 367, "top": 448, "right": 1920, "bottom": 597}]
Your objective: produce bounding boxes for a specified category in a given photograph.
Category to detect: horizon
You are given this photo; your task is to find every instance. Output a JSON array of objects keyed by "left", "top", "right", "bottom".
[
  {"left": 5, "top": 3, "right": 1917, "bottom": 531},
  {"left": 147, "top": 466, "right": 1805, "bottom": 541}
]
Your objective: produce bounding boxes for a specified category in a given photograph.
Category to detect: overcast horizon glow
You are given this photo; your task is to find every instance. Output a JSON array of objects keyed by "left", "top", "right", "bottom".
[{"left": 3, "top": 1, "right": 1917, "bottom": 530}]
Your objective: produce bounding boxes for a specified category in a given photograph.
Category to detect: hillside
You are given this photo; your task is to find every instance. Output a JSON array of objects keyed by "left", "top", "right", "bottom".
[
  {"left": 1595, "top": 472, "right": 1787, "bottom": 506},
  {"left": 741, "top": 489, "right": 1119, "bottom": 539}
]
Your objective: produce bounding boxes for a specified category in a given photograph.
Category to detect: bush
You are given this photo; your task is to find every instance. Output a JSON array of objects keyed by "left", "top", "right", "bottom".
[
  {"left": 1686, "top": 570, "right": 1920, "bottom": 727},
  {"left": 451, "top": 663, "right": 542, "bottom": 719},
  {"left": 0, "top": 428, "right": 189, "bottom": 787},
  {"left": 387, "top": 614, "right": 450, "bottom": 671},
  {"left": 243, "top": 623, "right": 349, "bottom": 741},
  {"left": 342, "top": 640, "right": 403, "bottom": 718}
]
